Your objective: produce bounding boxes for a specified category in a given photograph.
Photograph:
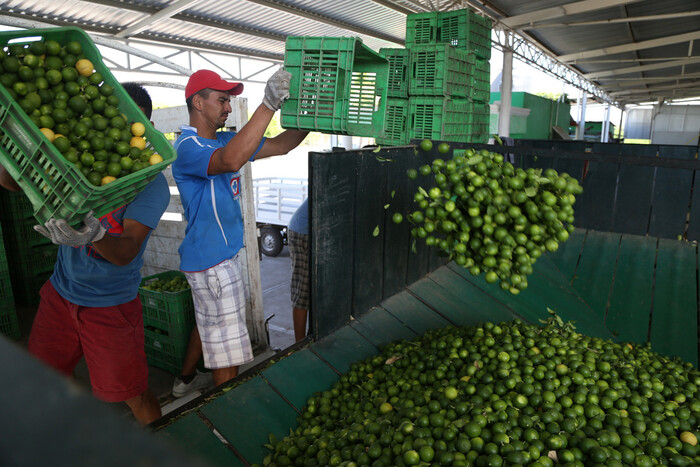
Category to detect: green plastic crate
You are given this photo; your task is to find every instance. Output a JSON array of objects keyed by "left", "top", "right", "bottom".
[
  {"left": 4, "top": 244, "right": 58, "bottom": 278},
  {"left": 467, "top": 101, "right": 490, "bottom": 143},
  {"left": 0, "top": 190, "right": 34, "bottom": 221},
  {"left": 470, "top": 59, "right": 491, "bottom": 103},
  {"left": 144, "top": 327, "right": 189, "bottom": 375},
  {"left": 409, "top": 45, "right": 474, "bottom": 98},
  {"left": 0, "top": 218, "right": 53, "bottom": 249},
  {"left": 379, "top": 48, "right": 410, "bottom": 98},
  {"left": 408, "top": 97, "right": 474, "bottom": 143},
  {"left": 405, "top": 12, "right": 438, "bottom": 47},
  {"left": 438, "top": 9, "right": 492, "bottom": 59},
  {"left": 139, "top": 270, "right": 195, "bottom": 341},
  {"left": 0, "top": 270, "right": 12, "bottom": 301},
  {"left": 281, "top": 36, "right": 388, "bottom": 137},
  {"left": 0, "top": 27, "right": 176, "bottom": 227},
  {"left": 0, "top": 298, "right": 20, "bottom": 340},
  {"left": 376, "top": 98, "right": 409, "bottom": 146},
  {"left": 10, "top": 271, "right": 50, "bottom": 307}
]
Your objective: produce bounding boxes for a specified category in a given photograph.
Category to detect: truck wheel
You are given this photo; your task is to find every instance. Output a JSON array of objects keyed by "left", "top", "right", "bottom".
[{"left": 260, "top": 227, "right": 284, "bottom": 257}]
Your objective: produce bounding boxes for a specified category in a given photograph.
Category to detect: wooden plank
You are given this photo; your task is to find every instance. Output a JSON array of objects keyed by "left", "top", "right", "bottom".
[
  {"left": 200, "top": 377, "right": 299, "bottom": 465},
  {"left": 310, "top": 152, "right": 357, "bottom": 337},
  {"left": 350, "top": 306, "right": 418, "bottom": 347},
  {"left": 408, "top": 275, "right": 492, "bottom": 326},
  {"left": 570, "top": 231, "right": 620, "bottom": 320},
  {"left": 605, "top": 234, "right": 656, "bottom": 345},
  {"left": 379, "top": 289, "right": 451, "bottom": 334},
  {"left": 687, "top": 170, "right": 700, "bottom": 241},
  {"left": 310, "top": 325, "right": 379, "bottom": 374},
  {"left": 426, "top": 266, "right": 515, "bottom": 324},
  {"left": 658, "top": 145, "right": 697, "bottom": 160},
  {"left": 159, "top": 413, "right": 244, "bottom": 467},
  {"left": 546, "top": 228, "right": 585, "bottom": 282},
  {"left": 574, "top": 160, "right": 619, "bottom": 232},
  {"left": 261, "top": 348, "right": 339, "bottom": 412},
  {"left": 650, "top": 239, "right": 698, "bottom": 366},
  {"left": 648, "top": 167, "right": 693, "bottom": 239},
  {"left": 611, "top": 164, "right": 654, "bottom": 235},
  {"left": 352, "top": 152, "right": 388, "bottom": 317}
]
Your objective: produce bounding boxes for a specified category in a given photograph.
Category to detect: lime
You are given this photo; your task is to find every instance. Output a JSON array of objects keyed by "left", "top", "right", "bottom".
[
  {"left": 64, "top": 81, "right": 80, "bottom": 96},
  {"left": 89, "top": 71, "right": 104, "bottom": 86},
  {"left": 45, "top": 40, "right": 61, "bottom": 56},
  {"left": 66, "top": 40, "right": 83, "bottom": 56},
  {"left": 119, "top": 156, "right": 134, "bottom": 171},
  {"left": 87, "top": 171, "right": 102, "bottom": 186},
  {"left": 80, "top": 152, "right": 95, "bottom": 166},
  {"left": 100, "top": 83, "right": 114, "bottom": 97},
  {"left": 114, "top": 141, "right": 130, "bottom": 156},
  {"left": 392, "top": 213, "right": 403, "bottom": 224},
  {"left": 76, "top": 59, "right": 94, "bottom": 77},
  {"left": 61, "top": 66, "right": 79, "bottom": 83},
  {"left": 130, "top": 136, "right": 146, "bottom": 150},
  {"left": 62, "top": 54, "right": 78, "bottom": 67},
  {"left": 419, "top": 139, "right": 433, "bottom": 151},
  {"left": 39, "top": 115, "right": 55, "bottom": 129},
  {"left": 92, "top": 160, "right": 107, "bottom": 174},
  {"left": 2, "top": 56, "right": 20, "bottom": 73},
  {"left": 107, "top": 162, "right": 122, "bottom": 177},
  {"left": 84, "top": 85, "right": 99, "bottom": 100},
  {"left": 110, "top": 115, "right": 127, "bottom": 130},
  {"left": 438, "top": 142, "right": 450, "bottom": 153},
  {"left": 23, "top": 54, "right": 40, "bottom": 69},
  {"left": 18, "top": 65, "right": 34, "bottom": 81}
]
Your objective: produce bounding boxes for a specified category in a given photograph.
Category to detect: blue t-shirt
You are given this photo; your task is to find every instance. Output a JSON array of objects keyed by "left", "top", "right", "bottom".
[
  {"left": 288, "top": 198, "right": 309, "bottom": 235},
  {"left": 172, "top": 125, "right": 264, "bottom": 272},
  {"left": 50, "top": 173, "right": 170, "bottom": 307}
]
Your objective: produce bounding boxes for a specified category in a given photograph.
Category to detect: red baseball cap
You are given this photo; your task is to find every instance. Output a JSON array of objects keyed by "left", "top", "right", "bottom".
[{"left": 185, "top": 69, "right": 244, "bottom": 99}]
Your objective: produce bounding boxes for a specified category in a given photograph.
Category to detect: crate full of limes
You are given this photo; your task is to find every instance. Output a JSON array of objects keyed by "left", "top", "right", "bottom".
[
  {"left": 0, "top": 27, "right": 175, "bottom": 227},
  {"left": 139, "top": 271, "right": 195, "bottom": 375}
]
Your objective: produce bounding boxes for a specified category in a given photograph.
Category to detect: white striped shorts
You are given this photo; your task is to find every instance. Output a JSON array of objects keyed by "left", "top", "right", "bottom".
[{"left": 185, "top": 253, "right": 254, "bottom": 369}]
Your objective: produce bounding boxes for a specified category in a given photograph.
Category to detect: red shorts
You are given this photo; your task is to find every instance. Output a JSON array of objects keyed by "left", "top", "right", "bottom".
[{"left": 28, "top": 281, "right": 149, "bottom": 403}]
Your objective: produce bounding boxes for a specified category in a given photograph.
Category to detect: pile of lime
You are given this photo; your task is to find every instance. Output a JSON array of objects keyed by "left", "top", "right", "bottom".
[
  {"left": 0, "top": 38, "right": 163, "bottom": 186},
  {"left": 395, "top": 142, "right": 582, "bottom": 295},
  {"left": 142, "top": 276, "right": 190, "bottom": 293},
  {"left": 260, "top": 318, "right": 700, "bottom": 466}
]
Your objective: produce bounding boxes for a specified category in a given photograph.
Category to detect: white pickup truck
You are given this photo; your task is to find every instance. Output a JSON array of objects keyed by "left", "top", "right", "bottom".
[{"left": 253, "top": 177, "right": 308, "bottom": 257}]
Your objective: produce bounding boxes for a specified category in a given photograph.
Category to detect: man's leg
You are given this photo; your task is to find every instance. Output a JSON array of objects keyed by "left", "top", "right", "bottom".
[
  {"left": 212, "top": 366, "right": 239, "bottom": 386},
  {"left": 172, "top": 326, "right": 213, "bottom": 398},
  {"left": 293, "top": 307, "right": 308, "bottom": 342},
  {"left": 124, "top": 389, "right": 162, "bottom": 426}
]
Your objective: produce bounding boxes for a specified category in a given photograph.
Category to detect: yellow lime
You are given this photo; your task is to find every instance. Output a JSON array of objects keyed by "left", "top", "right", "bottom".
[
  {"left": 39, "top": 128, "right": 55, "bottom": 142},
  {"left": 101, "top": 175, "right": 117, "bottom": 185},
  {"left": 76, "top": 59, "right": 94, "bottom": 77},
  {"left": 149, "top": 153, "right": 163, "bottom": 166},
  {"left": 131, "top": 122, "right": 146, "bottom": 137},
  {"left": 680, "top": 431, "right": 697, "bottom": 446},
  {"left": 130, "top": 136, "right": 146, "bottom": 150}
]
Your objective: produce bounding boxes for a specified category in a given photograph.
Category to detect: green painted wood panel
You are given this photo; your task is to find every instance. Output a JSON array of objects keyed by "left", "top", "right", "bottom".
[
  {"left": 408, "top": 275, "right": 492, "bottom": 326},
  {"left": 650, "top": 239, "right": 698, "bottom": 366},
  {"left": 200, "top": 377, "right": 299, "bottom": 465},
  {"left": 426, "top": 266, "right": 515, "bottom": 324},
  {"left": 612, "top": 164, "right": 654, "bottom": 235},
  {"left": 570, "top": 231, "right": 620, "bottom": 319},
  {"left": 648, "top": 167, "right": 693, "bottom": 239},
  {"left": 547, "top": 228, "right": 585, "bottom": 282},
  {"left": 310, "top": 325, "right": 379, "bottom": 374},
  {"left": 310, "top": 151, "right": 357, "bottom": 337},
  {"left": 159, "top": 413, "right": 244, "bottom": 467},
  {"left": 574, "top": 160, "right": 619, "bottom": 232},
  {"left": 658, "top": 145, "right": 697, "bottom": 160},
  {"left": 261, "top": 348, "right": 340, "bottom": 412},
  {"left": 605, "top": 234, "right": 656, "bottom": 345},
  {"left": 379, "top": 290, "right": 451, "bottom": 334},
  {"left": 352, "top": 153, "right": 388, "bottom": 317},
  {"left": 350, "top": 306, "right": 418, "bottom": 347}
]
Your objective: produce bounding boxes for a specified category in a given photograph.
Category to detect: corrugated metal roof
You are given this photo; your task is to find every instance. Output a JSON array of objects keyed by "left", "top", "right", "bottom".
[{"left": 0, "top": 0, "right": 698, "bottom": 105}]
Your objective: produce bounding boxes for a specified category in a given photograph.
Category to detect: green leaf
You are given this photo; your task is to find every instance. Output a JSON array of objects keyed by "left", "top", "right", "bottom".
[
  {"left": 411, "top": 240, "right": 417, "bottom": 253},
  {"left": 373, "top": 146, "right": 381, "bottom": 153},
  {"left": 525, "top": 187, "right": 537, "bottom": 197},
  {"left": 494, "top": 135, "right": 503, "bottom": 145},
  {"left": 538, "top": 177, "right": 551, "bottom": 184},
  {"left": 418, "top": 186, "right": 428, "bottom": 197},
  {"left": 391, "top": 190, "right": 395, "bottom": 198},
  {"left": 375, "top": 155, "right": 395, "bottom": 162},
  {"left": 373, "top": 225, "right": 380, "bottom": 237},
  {"left": 467, "top": 155, "right": 483, "bottom": 165},
  {"left": 384, "top": 204, "right": 390, "bottom": 209}
]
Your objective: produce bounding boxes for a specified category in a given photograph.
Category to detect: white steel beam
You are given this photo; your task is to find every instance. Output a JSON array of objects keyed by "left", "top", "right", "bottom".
[
  {"left": 501, "top": 0, "right": 641, "bottom": 29},
  {"left": 610, "top": 81, "right": 700, "bottom": 97},
  {"left": 522, "top": 10, "right": 700, "bottom": 29},
  {"left": 559, "top": 31, "right": 700, "bottom": 62},
  {"left": 585, "top": 56, "right": 700, "bottom": 79},
  {"left": 116, "top": 0, "right": 203, "bottom": 38}
]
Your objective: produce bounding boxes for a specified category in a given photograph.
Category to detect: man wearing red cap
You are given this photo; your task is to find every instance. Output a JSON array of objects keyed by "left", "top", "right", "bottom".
[{"left": 171, "top": 68, "right": 307, "bottom": 389}]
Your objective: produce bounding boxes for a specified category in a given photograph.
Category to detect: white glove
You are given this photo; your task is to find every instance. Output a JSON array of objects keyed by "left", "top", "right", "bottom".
[
  {"left": 34, "top": 211, "right": 106, "bottom": 247},
  {"left": 262, "top": 68, "right": 292, "bottom": 111}
]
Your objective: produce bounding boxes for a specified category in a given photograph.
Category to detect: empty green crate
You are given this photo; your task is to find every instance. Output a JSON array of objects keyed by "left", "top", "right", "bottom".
[
  {"left": 467, "top": 101, "right": 491, "bottom": 143},
  {"left": 376, "top": 98, "right": 409, "bottom": 146},
  {"left": 139, "top": 270, "right": 195, "bottom": 340},
  {"left": 379, "top": 48, "right": 410, "bottom": 98},
  {"left": 281, "top": 36, "right": 388, "bottom": 137},
  {"left": 5, "top": 245, "right": 58, "bottom": 278},
  {"left": 0, "top": 270, "right": 12, "bottom": 301},
  {"left": 438, "top": 9, "right": 492, "bottom": 59},
  {"left": 0, "top": 299, "right": 20, "bottom": 340},
  {"left": 405, "top": 12, "right": 438, "bottom": 47},
  {"left": 0, "top": 27, "right": 176, "bottom": 227},
  {"left": 409, "top": 45, "right": 474, "bottom": 98},
  {"left": 470, "top": 59, "right": 491, "bottom": 103},
  {"left": 11, "top": 271, "right": 50, "bottom": 307},
  {"left": 144, "top": 327, "right": 189, "bottom": 375},
  {"left": 0, "top": 190, "right": 34, "bottom": 221},
  {"left": 0, "top": 218, "right": 53, "bottom": 249},
  {"left": 408, "top": 97, "right": 472, "bottom": 142}
]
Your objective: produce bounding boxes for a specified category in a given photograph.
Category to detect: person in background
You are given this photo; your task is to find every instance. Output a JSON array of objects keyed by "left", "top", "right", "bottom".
[
  {"left": 19, "top": 82, "right": 170, "bottom": 426},
  {"left": 171, "top": 68, "right": 307, "bottom": 389},
  {"left": 287, "top": 198, "right": 310, "bottom": 341}
]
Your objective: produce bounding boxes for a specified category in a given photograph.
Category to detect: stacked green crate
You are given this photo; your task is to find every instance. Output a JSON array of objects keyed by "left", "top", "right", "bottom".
[
  {"left": 0, "top": 190, "right": 58, "bottom": 307},
  {"left": 377, "top": 48, "right": 410, "bottom": 146},
  {"left": 0, "top": 221, "right": 20, "bottom": 340},
  {"left": 402, "top": 7, "right": 492, "bottom": 144}
]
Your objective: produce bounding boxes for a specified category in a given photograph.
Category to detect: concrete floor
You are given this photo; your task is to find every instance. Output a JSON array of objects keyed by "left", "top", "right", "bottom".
[{"left": 11, "top": 246, "right": 296, "bottom": 423}]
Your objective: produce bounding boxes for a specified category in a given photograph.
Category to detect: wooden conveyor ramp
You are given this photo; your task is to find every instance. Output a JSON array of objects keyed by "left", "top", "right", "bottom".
[{"left": 155, "top": 142, "right": 700, "bottom": 466}]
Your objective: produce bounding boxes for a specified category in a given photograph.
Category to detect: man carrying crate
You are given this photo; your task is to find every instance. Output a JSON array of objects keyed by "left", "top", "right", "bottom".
[
  {"left": 172, "top": 69, "right": 308, "bottom": 389},
  {"left": 2, "top": 83, "right": 170, "bottom": 426}
]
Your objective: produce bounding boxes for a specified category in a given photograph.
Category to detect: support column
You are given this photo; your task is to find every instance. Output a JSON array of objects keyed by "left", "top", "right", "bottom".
[
  {"left": 498, "top": 34, "right": 513, "bottom": 138},
  {"left": 575, "top": 91, "right": 587, "bottom": 140},
  {"left": 601, "top": 103, "right": 611, "bottom": 143}
]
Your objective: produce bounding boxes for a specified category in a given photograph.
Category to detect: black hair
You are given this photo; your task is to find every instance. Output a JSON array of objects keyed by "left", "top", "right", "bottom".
[
  {"left": 186, "top": 88, "right": 214, "bottom": 113},
  {"left": 122, "top": 82, "right": 153, "bottom": 119}
]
